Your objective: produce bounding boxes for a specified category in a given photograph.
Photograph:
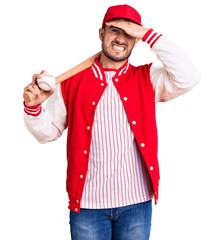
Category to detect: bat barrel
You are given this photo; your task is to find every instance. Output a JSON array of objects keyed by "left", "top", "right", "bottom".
[{"left": 55, "top": 51, "right": 101, "bottom": 85}]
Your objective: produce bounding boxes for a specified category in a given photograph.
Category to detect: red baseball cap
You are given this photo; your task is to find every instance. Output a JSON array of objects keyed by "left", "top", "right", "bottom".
[{"left": 102, "top": 4, "right": 142, "bottom": 28}]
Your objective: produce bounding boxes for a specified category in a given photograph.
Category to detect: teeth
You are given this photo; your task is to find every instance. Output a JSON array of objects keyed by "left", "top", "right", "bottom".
[{"left": 113, "top": 45, "right": 125, "bottom": 51}]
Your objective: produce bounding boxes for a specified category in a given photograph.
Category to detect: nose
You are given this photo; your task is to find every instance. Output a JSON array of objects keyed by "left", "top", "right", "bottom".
[{"left": 114, "top": 35, "right": 128, "bottom": 46}]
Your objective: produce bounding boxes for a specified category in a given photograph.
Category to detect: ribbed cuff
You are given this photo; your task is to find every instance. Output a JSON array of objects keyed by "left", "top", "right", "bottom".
[
  {"left": 24, "top": 102, "right": 42, "bottom": 117},
  {"left": 142, "top": 29, "right": 162, "bottom": 48}
]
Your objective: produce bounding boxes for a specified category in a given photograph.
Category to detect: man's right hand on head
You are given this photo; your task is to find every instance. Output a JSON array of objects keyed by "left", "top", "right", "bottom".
[{"left": 23, "top": 70, "right": 55, "bottom": 107}]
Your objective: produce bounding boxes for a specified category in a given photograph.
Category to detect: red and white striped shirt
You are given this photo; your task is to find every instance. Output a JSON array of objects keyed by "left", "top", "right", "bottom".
[{"left": 81, "top": 70, "right": 153, "bottom": 209}]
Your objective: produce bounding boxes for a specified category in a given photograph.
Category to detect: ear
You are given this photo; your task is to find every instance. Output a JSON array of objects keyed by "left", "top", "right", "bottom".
[{"left": 99, "top": 28, "right": 104, "bottom": 41}]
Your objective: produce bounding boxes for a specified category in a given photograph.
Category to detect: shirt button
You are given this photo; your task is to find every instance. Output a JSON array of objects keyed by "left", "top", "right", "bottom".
[
  {"left": 115, "top": 78, "right": 119, "bottom": 82},
  {"left": 141, "top": 143, "right": 145, "bottom": 147},
  {"left": 87, "top": 126, "right": 91, "bottom": 130},
  {"left": 123, "top": 97, "right": 128, "bottom": 101},
  {"left": 80, "top": 175, "right": 83, "bottom": 178},
  {"left": 75, "top": 208, "right": 78, "bottom": 212},
  {"left": 101, "top": 83, "right": 104, "bottom": 86},
  {"left": 76, "top": 200, "right": 79, "bottom": 203},
  {"left": 150, "top": 166, "right": 154, "bottom": 171},
  {"left": 92, "top": 102, "right": 95, "bottom": 105},
  {"left": 132, "top": 121, "right": 136, "bottom": 125},
  {"left": 84, "top": 150, "right": 87, "bottom": 154}
]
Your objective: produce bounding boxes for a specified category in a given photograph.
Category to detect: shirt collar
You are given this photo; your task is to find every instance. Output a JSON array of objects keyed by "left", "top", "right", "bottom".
[{"left": 91, "top": 57, "right": 130, "bottom": 81}]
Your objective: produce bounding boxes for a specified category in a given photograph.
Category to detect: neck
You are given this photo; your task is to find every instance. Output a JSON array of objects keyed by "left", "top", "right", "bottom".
[{"left": 99, "top": 52, "right": 128, "bottom": 69}]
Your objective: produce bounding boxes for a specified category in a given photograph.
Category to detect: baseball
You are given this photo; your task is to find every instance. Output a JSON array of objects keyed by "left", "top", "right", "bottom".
[{"left": 37, "top": 72, "right": 55, "bottom": 91}]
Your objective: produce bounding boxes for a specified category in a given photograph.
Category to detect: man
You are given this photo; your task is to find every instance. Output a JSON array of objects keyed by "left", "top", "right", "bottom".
[{"left": 23, "top": 4, "right": 200, "bottom": 240}]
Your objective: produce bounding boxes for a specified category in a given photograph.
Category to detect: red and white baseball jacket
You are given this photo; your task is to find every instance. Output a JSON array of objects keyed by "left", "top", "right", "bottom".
[{"left": 24, "top": 29, "right": 200, "bottom": 213}]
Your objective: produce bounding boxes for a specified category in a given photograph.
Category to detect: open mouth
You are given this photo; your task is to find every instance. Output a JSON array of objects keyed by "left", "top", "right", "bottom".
[{"left": 112, "top": 44, "right": 126, "bottom": 51}]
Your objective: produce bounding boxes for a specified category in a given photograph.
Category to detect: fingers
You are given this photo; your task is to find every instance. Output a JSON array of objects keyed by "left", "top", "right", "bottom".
[
  {"left": 105, "top": 20, "right": 137, "bottom": 29},
  {"left": 25, "top": 70, "right": 48, "bottom": 97},
  {"left": 41, "top": 70, "right": 47, "bottom": 74},
  {"left": 24, "top": 83, "right": 43, "bottom": 99},
  {"left": 23, "top": 70, "right": 52, "bottom": 106},
  {"left": 46, "top": 88, "right": 55, "bottom": 97},
  {"left": 32, "top": 73, "right": 41, "bottom": 85},
  {"left": 33, "top": 85, "right": 42, "bottom": 98},
  {"left": 31, "top": 70, "right": 46, "bottom": 84},
  {"left": 105, "top": 21, "right": 148, "bottom": 39},
  {"left": 105, "top": 20, "right": 126, "bottom": 31},
  {"left": 105, "top": 19, "right": 127, "bottom": 26},
  {"left": 24, "top": 84, "right": 36, "bottom": 95}
]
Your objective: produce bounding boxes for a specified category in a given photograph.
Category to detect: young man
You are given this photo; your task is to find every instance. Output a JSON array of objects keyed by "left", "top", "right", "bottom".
[{"left": 23, "top": 4, "right": 200, "bottom": 240}]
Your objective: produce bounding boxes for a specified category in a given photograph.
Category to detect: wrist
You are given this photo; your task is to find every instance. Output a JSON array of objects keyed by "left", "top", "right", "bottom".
[
  {"left": 142, "top": 28, "right": 162, "bottom": 48},
  {"left": 23, "top": 101, "right": 42, "bottom": 117},
  {"left": 141, "top": 28, "right": 150, "bottom": 38}
]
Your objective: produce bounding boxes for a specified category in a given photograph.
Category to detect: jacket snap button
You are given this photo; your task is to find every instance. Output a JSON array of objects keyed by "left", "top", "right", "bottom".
[
  {"left": 141, "top": 143, "right": 145, "bottom": 147},
  {"left": 76, "top": 200, "right": 79, "bottom": 203},
  {"left": 101, "top": 83, "right": 104, "bottom": 86},
  {"left": 75, "top": 208, "right": 78, "bottom": 212},
  {"left": 115, "top": 78, "right": 119, "bottom": 82},
  {"left": 123, "top": 97, "right": 127, "bottom": 101},
  {"left": 87, "top": 126, "right": 90, "bottom": 130},
  {"left": 150, "top": 166, "right": 153, "bottom": 171},
  {"left": 84, "top": 150, "right": 87, "bottom": 154},
  {"left": 92, "top": 102, "right": 95, "bottom": 105},
  {"left": 80, "top": 175, "right": 83, "bottom": 178},
  {"left": 132, "top": 121, "right": 136, "bottom": 125}
]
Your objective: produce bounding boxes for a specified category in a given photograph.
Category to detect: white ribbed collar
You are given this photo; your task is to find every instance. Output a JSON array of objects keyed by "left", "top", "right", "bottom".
[{"left": 91, "top": 58, "right": 130, "bottom": 81}]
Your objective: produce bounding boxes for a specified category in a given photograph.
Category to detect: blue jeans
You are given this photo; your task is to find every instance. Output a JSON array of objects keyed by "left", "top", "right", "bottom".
[{"left": 69, "top": 200, "right": 152, "bottom": 240}]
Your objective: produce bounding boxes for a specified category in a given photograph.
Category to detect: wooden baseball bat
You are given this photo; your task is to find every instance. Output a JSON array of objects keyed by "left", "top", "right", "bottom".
[{"left": 24, "top": 51, "right": 102, "bottom": 103}]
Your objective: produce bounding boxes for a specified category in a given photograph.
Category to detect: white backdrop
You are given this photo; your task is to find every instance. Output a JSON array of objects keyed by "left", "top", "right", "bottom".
[{"left": 1, "top": 0, "right": 223, "bottom": 239}]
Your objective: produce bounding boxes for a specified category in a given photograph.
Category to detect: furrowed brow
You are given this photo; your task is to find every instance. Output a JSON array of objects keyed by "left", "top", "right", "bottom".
[{"left": 109, "top": 26, "right": 121, "bottom": 30}]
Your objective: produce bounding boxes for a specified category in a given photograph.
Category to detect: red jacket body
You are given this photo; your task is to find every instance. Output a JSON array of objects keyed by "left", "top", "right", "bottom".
[{"left": 61, "top": 58, "right": 159, "bottom": 213}]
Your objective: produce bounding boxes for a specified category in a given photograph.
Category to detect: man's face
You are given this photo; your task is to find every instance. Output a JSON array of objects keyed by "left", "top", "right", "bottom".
[{"left": 99, "top": 21, "right": 137, "bottom": 62}]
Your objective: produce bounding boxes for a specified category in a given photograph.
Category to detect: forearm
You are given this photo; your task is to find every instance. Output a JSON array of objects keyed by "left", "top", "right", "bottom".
[
  {"left": 142, "top": 29, "right": 201, "bottom": 102},
  {"left": 24, "top": 85, "right": 67, "bottom": 143}
]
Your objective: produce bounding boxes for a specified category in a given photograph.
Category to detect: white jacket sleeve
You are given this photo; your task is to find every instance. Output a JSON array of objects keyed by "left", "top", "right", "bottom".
[
  {"left": 24, "top": 84, "right": 67, "bottom": 143},
  {"left": 143, "top": 29, "right": 201, "bottom": 103}
]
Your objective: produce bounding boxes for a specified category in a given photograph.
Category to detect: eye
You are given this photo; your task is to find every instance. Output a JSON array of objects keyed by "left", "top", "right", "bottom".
[{"left": 111, "top": 28, "right": 120, "bottom": 34}]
